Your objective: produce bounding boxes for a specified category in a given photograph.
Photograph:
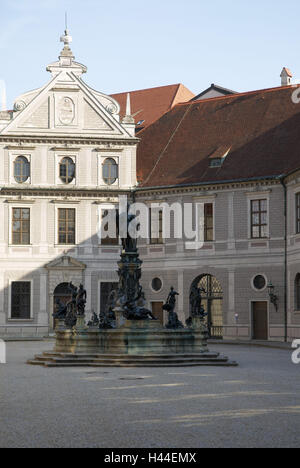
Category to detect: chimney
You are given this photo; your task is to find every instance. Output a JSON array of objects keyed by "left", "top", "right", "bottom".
[{"left": 280, "top": 67, "right": 293, "bottom": 86}]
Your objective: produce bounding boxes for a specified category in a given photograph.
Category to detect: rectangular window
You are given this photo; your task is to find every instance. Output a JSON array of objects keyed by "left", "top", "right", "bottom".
[
  {"left": 11, "top": 282, "right": 31, "bottom": 319},
  {"left": 58, "top": 208, "right": 76, "bottom": 244},
  {"left": 296, "top": 193, "right": 300, "bottom": 234},
  {"left": 204, "top": 203, "right": 214, "bottom": 241},
  {"left": 251, "top": 199, "right": 268, "bottom": 238},
  {"left": 100, "top": 208, "right": 119, "bottom": 245},
  {"left": 12, "top": 208, "right": 30, "bottom": 245},
  {"left": 150, "top": 208, "right": 163, "bottom": 244}
]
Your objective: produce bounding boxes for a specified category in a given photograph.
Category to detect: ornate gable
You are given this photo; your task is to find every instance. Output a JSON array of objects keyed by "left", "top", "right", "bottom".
[{"left": 1, "top": 30, "right": 133, "bottom": 140}]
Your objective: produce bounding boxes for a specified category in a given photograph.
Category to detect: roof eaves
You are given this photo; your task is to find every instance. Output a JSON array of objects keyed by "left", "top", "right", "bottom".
[{"left": 135, "top": 174, "right": 285, "bottom": 192}]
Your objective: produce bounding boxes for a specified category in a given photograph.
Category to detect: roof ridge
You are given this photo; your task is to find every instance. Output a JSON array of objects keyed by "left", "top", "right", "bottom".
[
  {"left": 176, "top": 84, "right": 300, "bottom": 107},
  {"left": 111, "top": 83, "right": 182, "bottom": 96}
]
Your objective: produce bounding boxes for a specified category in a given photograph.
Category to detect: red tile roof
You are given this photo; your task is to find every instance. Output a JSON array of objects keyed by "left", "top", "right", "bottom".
[
  {"left": 110, "top": 84, "right": 195, "bottom": 132},
  {"left": 137, "top": 85, "right": 300, "bottom": 188}
]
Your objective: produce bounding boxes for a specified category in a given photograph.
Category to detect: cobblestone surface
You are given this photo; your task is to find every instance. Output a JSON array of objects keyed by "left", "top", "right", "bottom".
[{"left": 0, "top": 342, "right": 299, "bottom": 448}]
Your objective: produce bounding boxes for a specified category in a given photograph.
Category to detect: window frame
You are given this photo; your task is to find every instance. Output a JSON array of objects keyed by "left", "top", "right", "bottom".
[
  {"left": 98, "top": 204, "right": 120, "bottom": 246},
  {"left": 204, "top": 203, "right": 214, "bottom": 242},
  {"left": 98, "top": 155, "right": 119, "bottom": 187},
  {"left": 151, "top": 277, "right": 163, "bottom": 293},
  {"left": 185, "top": 196, "right": 216, "bottom": 250},
  {"left": 246, "top": 191, "right": 270, "bottom": 240},
  {"left": 13, "top": 156, "right": 31, "bottom": 184},
  {"left": 8, "top": 280, "right": 33, "bottom": 320},
  {"left": 55, "top": 153, "right": 77, "bottom": 186},
  {"left": 59, "top": 156, "right": 76, "bottom": 185},
  {"left": 56, "top": 207, "right": 76, "bottom": 246},
  {"left": 102, "top": 158, "right": 119, "bottom": 186},
  {"left": 9, "top": 152, "right": 32, "bottom": 185},
  {"left": 11, "top": 207, "right": 31, "bottom": 246},
  {"left": 150, "top": 207, "right": 164, "bottom": 245},
  {"left": 250, "top": 199, "right": 268, "bottom": 239},
  {"left": 251, "top": 273, "right": 268, "bottom": 292}
]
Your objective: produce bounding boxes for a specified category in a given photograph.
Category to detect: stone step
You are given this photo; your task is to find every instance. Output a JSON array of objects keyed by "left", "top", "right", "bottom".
[
  {"left": 42, "top": 352, "right": 220, "bottom": 360},
  {"left": 27, "top": 354, "right": 238, "bottom": 368},
  {"left": 29, "top": 360, "right": 237, "bottom": 368}
]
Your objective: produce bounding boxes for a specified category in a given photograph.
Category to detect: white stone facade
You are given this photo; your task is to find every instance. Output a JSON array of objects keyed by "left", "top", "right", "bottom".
[
  {"left": 0, "top": 34, "right": 137, "bottom": 336},
  {"left": 0, "top": 33, "right": 299, "bottom": 342}
]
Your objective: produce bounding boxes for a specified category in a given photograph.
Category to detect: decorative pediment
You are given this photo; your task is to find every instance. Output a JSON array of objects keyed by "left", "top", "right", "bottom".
[
  {"left": 1, "top": 70, "right": 132, "bottom": 139},
  {"left": 45, "top": 255, "right": 86, "bottom": 271}
]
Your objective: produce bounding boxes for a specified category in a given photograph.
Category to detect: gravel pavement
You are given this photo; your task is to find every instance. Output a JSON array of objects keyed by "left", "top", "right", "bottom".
[{"left": 0, "top": 341, "right": 299, "bottom": 448}]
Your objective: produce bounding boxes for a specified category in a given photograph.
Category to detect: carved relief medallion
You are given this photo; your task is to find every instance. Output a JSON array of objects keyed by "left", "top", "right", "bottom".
[{"left": 58, "top": 97, "right": 75, "bottom": 125}]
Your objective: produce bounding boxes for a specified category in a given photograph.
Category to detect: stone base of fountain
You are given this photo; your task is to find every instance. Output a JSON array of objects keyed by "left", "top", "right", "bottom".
[{"left": 27, "top": 319, "right": 237, "bottom": 367}]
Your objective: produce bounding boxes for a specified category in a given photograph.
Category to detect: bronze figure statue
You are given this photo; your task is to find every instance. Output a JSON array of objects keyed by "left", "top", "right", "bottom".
[
  {"left": 87, "top": 310, "right": 99, "bottom": 328},
  {"left": 53, "top": 299, "right": 68, "bottom": 320},
  {"left": 99, "top": 290, "right": 117, "bottom": 329},
  {"left": 123, "top": 285, "right": 157, "bottom": 321},
  {"left": 163, "top": 287, "right": 184, "bottom": 329},
  {"left": 76, "top": 284, "right": 87, "bottom": 317},
  {"left": 186, "top": 284, "right": 208, "bottom": 327}
]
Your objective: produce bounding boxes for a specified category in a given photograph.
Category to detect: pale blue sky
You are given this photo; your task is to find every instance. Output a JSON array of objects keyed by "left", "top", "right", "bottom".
[{"left": 1, "top": 0, "right": 300, "bottom": 108}]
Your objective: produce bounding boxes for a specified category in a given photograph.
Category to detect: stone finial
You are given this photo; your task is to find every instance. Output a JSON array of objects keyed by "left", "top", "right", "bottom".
[
  {"left": 59, "top": 29, "right": 74, "bottom": 58},
  {"left": 47, "top": 27, "right": 87, "bottom": 77},
  {"left": 280, "top": 67, "right": 293, "bottom": 86},
  {"left": 122, "top": 93, "right": 135, "bottom": 124}
]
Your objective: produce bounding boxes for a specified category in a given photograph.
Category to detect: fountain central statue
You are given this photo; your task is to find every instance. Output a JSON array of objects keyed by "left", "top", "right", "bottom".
[{"left": 116, "top": 208, "right": 157, "bottom": 321}]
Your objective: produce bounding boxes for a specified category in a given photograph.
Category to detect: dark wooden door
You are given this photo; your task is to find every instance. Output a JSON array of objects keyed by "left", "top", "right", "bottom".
[
  {"left": 252, "top": 302, "right": 268, "bottom": 340},
  {"left": 151, "top": 302, "right": 164, "bottom": 324}
]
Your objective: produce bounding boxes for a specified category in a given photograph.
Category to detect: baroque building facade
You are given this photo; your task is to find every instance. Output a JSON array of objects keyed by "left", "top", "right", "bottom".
[
  {"left": 1, "top": 31, "right": 300, "bottom": 342},
  {"left": 0, "top": 31, "right": 137, "bottom": 337}
]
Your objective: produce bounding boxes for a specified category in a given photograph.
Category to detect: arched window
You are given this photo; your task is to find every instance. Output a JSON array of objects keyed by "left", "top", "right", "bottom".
[
  {"left": 295, "top": 274, "right": 300, "bottom": 310},
  {"left": 102, "top": 158, "right": 118, "bottom": 185},
  {"left": 14, "top": 156, "right": 30, "bottom": 183},
  {"left": 59, "top": 157, "right": 75, "bottom": 184}
]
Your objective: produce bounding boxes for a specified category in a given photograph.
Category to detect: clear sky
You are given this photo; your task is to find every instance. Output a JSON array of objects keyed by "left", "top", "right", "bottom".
[{"left": 1, "top": 0, "right": 300, "bottom": 108}]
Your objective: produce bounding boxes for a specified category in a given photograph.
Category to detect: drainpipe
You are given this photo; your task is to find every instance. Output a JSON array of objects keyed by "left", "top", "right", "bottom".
[{"left": 280, "top": 177, "right": 288, "bottom": 342}]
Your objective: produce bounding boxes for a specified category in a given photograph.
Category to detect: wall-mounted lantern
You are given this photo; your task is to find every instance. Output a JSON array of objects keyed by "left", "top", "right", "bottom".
[{"left": 267, "top": 281, "right": 279, "bottom": 311}]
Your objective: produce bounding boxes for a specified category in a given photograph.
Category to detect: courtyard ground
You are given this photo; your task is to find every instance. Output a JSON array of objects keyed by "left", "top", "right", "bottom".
[{"left": 0, "top": 341, "right": 299, "bottom": 448}]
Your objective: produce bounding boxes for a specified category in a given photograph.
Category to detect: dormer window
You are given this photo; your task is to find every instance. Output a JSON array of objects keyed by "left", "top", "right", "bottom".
[
  {"left": 209, "top": 146, "right": 230, "bottom": 168},
  {"left": 59, "top": 157, "right": 75, "bottom": 184},
  {"left": 210, "top": 158, "right": 224, "bottom": 168},
  {"left": 14, "top": 156, "right": 30, "bottom": 183},
  {"left": 102, "top": 158, "right": 118, "bottom": 185}
]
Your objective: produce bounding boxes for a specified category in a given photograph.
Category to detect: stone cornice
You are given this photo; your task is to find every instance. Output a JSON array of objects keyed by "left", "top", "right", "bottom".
[
  {"left": 134, "top": 179, "right": 281, "bottom": 198},
  {"left": 0, "top": 178, "right": 281, "bottom": 199},
  {"left": 0, "top": 187, "right": 131, "bottom": 198},
  {"left": 0, "top": 136, "right": 139, "bottom": 146}
]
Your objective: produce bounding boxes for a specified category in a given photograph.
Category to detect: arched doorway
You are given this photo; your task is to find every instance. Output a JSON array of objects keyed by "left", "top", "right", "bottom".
[
  {"left": 53, "top": 283, "right": 72, "bottom": 328},
  {"left": 190, "top": 274, "right": 223, "bottom": 339}
]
